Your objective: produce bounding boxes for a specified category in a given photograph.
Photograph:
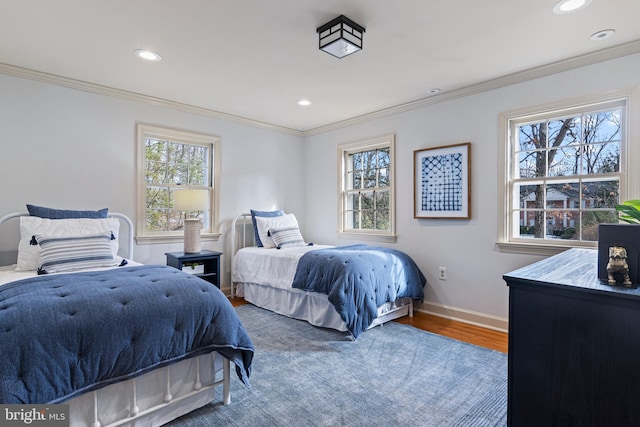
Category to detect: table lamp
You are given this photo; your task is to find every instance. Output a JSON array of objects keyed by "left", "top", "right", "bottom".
[{"left": 174, "top": 189, "right": 209, "bottom": 253}]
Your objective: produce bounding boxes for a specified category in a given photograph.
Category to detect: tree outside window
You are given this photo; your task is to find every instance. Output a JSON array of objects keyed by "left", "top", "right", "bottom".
[
  {"left": 144, "top": 138, "right": 210, "bottom": 232},
  {"left": 510, "top": 103, "right": 623, "bottom": 244}
]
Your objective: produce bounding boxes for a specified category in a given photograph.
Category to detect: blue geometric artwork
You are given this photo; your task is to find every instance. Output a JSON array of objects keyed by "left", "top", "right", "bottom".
[{"left": 421, "top": 153, "right": 463, "bottom": 212}]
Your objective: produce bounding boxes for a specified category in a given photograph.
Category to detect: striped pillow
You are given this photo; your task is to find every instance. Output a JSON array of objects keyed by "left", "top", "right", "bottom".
[
  {"left": 269, "top": 226, "right": 306, "bottom": 249},
  {"left": 36, "top": 232, "right": 117, "bottom": 274}
]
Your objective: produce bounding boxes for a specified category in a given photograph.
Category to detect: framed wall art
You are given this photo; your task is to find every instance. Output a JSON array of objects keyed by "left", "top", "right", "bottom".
[{"left": 414, "top": 142, "right": 471, "bottom": 219}]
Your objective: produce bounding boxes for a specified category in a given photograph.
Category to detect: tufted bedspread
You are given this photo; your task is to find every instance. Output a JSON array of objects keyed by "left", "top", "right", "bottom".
[
  {"left": 0, "top": 265, "right": 254, "bottom": 404},
  {"left": 292, "top": 245, "right": 426, "bottom": 338}
]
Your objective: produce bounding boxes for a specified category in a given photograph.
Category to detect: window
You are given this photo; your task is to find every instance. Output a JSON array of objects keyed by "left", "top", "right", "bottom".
[
  {"left": 136, "top": 124, "right": 220, "bottom": 244},
  {"left": 338, "top": 135, "right": 395, "bottom": 241},
  {"left": 499, "top": 93, "right": 636, "bottom": 253}
]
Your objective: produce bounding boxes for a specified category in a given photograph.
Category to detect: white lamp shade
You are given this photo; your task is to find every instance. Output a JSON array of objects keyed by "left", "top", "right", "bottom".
[
  {"left": 175, "top": 189, "right": 209, "bottom": 211},
  {"left": 175, "top": 189, "right": 209, "bottom": 253}
]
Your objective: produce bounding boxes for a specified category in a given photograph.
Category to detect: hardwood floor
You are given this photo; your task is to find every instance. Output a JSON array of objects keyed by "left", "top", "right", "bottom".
[
  {"left": 230, "top": 298, "right": 508, "bottom": 353},
  {"left": 394, "top": 311, "right": 508, "bottom": 353}
]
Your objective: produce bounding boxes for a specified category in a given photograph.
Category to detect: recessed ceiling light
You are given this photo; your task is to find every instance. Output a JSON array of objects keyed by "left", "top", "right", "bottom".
[
  {"left": 590, "top": 29, "right": 615, "bottom": 41},
  {"left": 298, "top": 99, "right": 311, "bottom": 106},
  {"left": 134, "top": 49, "right": 162, "bottom": 61},
  {"left": 427, "top": 88, "right": 441, "bottom": 95},
  {"left": 553, "top": 0, "right": 591, "bottom": 14}
]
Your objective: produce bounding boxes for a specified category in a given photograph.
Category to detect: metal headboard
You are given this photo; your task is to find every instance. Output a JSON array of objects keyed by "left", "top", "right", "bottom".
[
  {"left": 230, "top": 213, "right": 256, "bottom": 255},
  {"left": 0, "top": 212, "right": 135, "bottom": 260},
  {"left": 230, "top": 213, "right": 256, "bottom": 297}
]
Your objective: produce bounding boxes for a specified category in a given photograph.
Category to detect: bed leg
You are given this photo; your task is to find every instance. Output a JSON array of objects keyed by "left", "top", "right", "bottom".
[
  {"left": 223, "top": 357, "right": 231, "bottom": 405},
  {"left": 409, "top": 299, "right": 414, "bottom": 317},
  {"left": 130, "top": 379, "right": 139, "bottom": 416},
  {"left": 164, "top": 366, "right": 173, "bottom": 403},
  {"left": 194, "top": 356, "right": 202, "bottom": 390},
  {"left": 92, "top": 391, "right": 101, "bottom": 427}
]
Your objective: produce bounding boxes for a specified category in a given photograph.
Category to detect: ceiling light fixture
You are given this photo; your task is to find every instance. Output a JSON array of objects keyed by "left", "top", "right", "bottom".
[
  {"left": 427, "top": 88, "right": 441, "bottom": 95},
  {"left": 317, "top": 15, "right": 365, "bottom": 59},
  {"left": 298, "top": 99, "right": 311, "bottom": 106},
  {"left": 134, "top": 49, "right": 162, "bottom": 61},
  {"left": 590, "top": 29, "right": 615, "bottom": 41},
  {"left": 553, "top": 0, "right": 591, "bottom": 14}
]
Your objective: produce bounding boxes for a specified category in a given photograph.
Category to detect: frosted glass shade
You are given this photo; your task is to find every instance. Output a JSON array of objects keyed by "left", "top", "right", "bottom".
[{"left": 317, "top": 15, "right": 365, "bottom": 59}]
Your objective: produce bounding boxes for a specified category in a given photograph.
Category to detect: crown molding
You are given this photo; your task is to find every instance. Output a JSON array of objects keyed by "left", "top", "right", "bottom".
[
  {"left": 2, "top": 39, "right": 639, "bottom": 138},
  {"left": 0, "top": 62, "right": 304, "bottom": 137},
  {"left": 303, "top": 39, "right": 640, "bottom": 136}
]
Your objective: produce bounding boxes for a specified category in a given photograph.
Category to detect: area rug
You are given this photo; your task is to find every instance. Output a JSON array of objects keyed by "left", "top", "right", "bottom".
[{"left": 167, "top": 304, "right": 507, "bottom": 427}]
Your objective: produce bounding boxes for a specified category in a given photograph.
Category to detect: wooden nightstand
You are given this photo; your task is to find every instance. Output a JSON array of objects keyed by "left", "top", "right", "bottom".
[{"left": 165, "top": 250, "right": 222, "bottom": 289}]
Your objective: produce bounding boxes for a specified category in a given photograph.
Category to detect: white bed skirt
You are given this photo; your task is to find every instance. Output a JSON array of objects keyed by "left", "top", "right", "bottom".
[
  {"left": 239, "top": 283, "right": 412, "bottom": 333},
  {"left": 67, "top": 351, "right": 229, "bottom": 427}
]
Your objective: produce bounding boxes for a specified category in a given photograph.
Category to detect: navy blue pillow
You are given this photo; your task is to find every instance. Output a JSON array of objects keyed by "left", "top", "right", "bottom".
[
  {"left": 250, "top": 209, "right": 284, "bottom": 247},
  {"left": 27, "top": 204, "right": 109, "bottom": 219}
]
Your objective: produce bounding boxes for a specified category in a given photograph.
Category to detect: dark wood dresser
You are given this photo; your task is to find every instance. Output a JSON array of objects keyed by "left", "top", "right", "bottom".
[{"left": 503, "top": 248, "right": 640, "bottom": 427}]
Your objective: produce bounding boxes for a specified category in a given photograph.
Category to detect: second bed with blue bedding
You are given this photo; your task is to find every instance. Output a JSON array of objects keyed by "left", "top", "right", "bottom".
[{"left": 292, "top": 244, "right": 426, "bottom": 338}]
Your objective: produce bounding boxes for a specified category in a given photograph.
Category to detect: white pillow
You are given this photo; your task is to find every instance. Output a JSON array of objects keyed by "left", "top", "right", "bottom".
[
  {"left": 254, "top": 214, "right": 299, "bottom": 249},
  {"left": 16, "top": 216, "right": 120, "bottom": 271},
  {"left": 36, "top": 232, "right": 117, "bottom": 274}
]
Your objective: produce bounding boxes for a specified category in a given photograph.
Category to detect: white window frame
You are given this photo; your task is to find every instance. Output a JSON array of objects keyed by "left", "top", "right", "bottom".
[
  {"left": 136, "top": 124, "right": 221, "bottom": 244},
  {"left": 498, "top": 88, "right": 640, "bottom": 255},
  {"left": 338, "top": 134, "right": 396, "bottom": 242}
]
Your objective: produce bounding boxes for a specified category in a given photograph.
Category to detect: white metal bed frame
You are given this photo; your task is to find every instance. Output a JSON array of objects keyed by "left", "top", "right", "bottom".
[
  {"left": 0, "top": 212, "right": 232, "bottom": 427},
  {"left": 230, "top": 213, "right": 256, "bottom": 299},
  {"left": 230, "top": 212, "right": 413, "bottom": 331}
]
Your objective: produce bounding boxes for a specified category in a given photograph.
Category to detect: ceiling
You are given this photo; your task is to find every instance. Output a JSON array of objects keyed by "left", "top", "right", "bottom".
[{"left": 1, "top": 0, "right": 640, "bottom": 133}]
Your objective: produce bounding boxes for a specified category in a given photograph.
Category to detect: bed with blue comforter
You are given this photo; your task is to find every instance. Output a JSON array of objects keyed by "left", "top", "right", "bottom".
[
  {"left": 0, "top": 265, "right": 254, "bottom": 404},
  {"left": 292, "top": 245, "right": 426, "bottom": 338}
]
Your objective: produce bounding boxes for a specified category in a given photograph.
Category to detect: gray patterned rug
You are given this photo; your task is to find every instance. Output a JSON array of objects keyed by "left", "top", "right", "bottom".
[{"left": 167, "top": 304, "right": 507, "bottom": 427}]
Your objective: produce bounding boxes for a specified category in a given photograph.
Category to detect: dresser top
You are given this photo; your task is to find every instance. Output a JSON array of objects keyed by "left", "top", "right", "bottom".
[{"left": 504, "top": 248, "right": 640, "bottom": 299}]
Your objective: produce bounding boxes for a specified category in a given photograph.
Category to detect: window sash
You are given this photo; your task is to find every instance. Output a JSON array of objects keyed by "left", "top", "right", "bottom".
[
  {"left": 343, "top": 188, "right": 391, "bottom": 231},
  {"left": 338, "top": 135, "right": 395, "bottom": 240},
  {"left": 136, "top": 124, "right": 220, "bottom": 243},
  {"left": 499, "top": 93, "right": 633, "bottom": 253}
]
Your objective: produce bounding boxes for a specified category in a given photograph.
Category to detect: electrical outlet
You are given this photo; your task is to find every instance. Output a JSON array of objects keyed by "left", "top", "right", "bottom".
[{"left": 438, "top": 266, "right": 447, "bottom": 280}]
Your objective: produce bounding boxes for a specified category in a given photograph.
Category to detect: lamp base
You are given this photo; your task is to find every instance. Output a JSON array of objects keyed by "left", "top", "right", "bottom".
[{"left": 183, "top": 218, "right": 202, "bottom": 253}]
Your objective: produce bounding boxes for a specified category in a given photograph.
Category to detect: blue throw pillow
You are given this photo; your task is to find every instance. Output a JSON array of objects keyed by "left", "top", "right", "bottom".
[
  {"left": 27, "top": 204, "right": 108, "bottom": 219},
  {"left": 250, "top": 209, "right": 284, "bottom": 247}
]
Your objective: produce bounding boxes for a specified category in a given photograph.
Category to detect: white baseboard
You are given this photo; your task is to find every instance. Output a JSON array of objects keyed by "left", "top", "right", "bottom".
[
  {"left": 416, "top": 301, "right": 509, "bottom": 333},
  {"left": 224, "top": 284, "right": 509, "bottom": 334}
]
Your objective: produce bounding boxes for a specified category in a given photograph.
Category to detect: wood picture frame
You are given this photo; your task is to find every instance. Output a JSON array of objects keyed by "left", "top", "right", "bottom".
[{"left": 414, "top": 142, "right": 471, "bottom": 219}]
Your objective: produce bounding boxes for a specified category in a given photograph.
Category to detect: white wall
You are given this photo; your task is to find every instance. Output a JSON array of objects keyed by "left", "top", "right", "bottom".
[
  {"left": 0, "top": 73, "right": 306, "bottom": 287},
  {"left": 303, "top": 53, "right": 640, "bottom": 327},
  {"left": 2, "top": 53, "right": 639, "bottom": 328}
]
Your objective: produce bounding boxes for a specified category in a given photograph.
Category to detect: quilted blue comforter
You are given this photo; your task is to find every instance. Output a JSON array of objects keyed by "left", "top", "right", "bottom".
[
  {"left": 292, "top": 245, "right": 426, "bottom": 338},
  {"left": 0, "top": 265, "right": 254, "bottom": 404}
]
